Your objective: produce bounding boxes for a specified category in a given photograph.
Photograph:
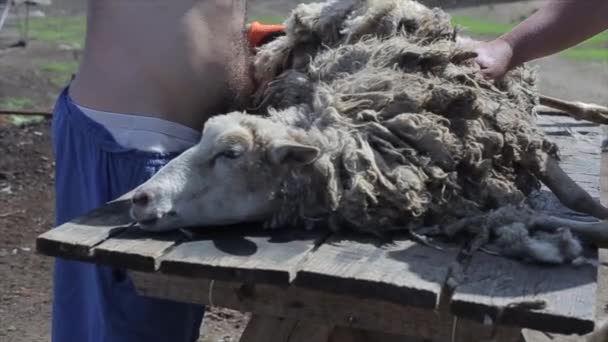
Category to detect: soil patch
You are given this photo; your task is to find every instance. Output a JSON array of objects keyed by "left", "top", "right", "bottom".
[{"left": 0, "top": 120, "right": 54, "bottom": 342}]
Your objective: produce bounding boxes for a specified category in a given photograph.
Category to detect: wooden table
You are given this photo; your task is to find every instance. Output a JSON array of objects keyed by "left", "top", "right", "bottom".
[{"left": 35, "top": 113, "right": 606, "bottom": 342}]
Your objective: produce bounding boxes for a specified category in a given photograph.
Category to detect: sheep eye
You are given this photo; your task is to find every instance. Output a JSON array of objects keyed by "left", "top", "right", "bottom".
[{"left": 219, "top": 149, "right": 242, "bottom": 159}]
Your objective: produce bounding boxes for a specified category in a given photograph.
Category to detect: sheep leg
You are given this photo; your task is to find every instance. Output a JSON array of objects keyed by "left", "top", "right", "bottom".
[
  {"left": 586, "top": 319, "right": 608, "bottom": 342},
  {"left": 536, "top": 157, "right": 608, "bottom": 219},
  {"left": 539, "top": 95, "right": 608, "bottom": 124},
  {"left": 531, "top": 215, "right": 608, "bottom": 243}
]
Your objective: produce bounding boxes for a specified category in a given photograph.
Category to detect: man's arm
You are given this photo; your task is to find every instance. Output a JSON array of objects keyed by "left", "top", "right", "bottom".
[{"left": 475, "top": 0, "right": 608, "bottom": 79}]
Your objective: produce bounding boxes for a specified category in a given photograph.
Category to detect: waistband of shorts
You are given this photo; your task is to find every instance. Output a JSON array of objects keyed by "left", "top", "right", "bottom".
[{"left": 52, "top": 85, "right": 183, "bottom": 160}]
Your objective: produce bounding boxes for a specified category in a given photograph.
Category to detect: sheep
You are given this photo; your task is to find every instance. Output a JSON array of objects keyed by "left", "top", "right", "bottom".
[{"left": 128, "top": 0, "right": 608, "bottom": 265}]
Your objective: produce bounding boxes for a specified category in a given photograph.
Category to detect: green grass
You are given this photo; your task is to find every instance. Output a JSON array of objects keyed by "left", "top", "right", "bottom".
[
  {"left": 40, "top": 60, "right": 78, "bottom": 74},
  {"left": 450, "top": 15, "right": 515, "bottom": 36},
  {"left": 560, "top": 48, "right": 608, "bottom": 61},
  {"left": 28, "top": 15, "right": 86, "bottom": 46},
  {"left": 39, "top": 60, "right": 79, "bottom": 87},
  {"left": 0, "top": 97, "right": 43, "bottom": 126},
  {"left": 0, "top": 97, "right": 33, "bottom": 110},
  {"left": 576, "top": 31, "right": 608, "bottom": 48}
]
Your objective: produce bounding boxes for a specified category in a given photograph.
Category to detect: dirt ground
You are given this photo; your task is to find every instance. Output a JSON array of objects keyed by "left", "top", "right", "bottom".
[
  {"left": 0, "top": 121, "right": 54, "bottom": 342},
  {"left": 0, "top": 1, "right": 606, "bottom": 342}
]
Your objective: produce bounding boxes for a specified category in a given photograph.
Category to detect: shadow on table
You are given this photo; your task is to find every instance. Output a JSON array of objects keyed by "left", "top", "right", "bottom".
[
  {"left": 177, "top": 222, "right": 326, "bottom": 257},
  {"left": 70, "top": 199, "right": 134, "bottom": 227}
]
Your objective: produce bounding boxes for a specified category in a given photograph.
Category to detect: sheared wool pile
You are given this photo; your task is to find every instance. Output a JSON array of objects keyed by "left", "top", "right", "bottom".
[{"left": 247, "top": 0, "right": 601, "bottom": 264}]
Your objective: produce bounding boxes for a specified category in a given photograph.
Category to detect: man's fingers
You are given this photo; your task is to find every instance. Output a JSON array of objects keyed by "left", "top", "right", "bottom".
[
  {"left": 477, "top": 65, "right": 504, "bottom": 80},
  {"left": 451, "top": 50, "right": 478, "bottom": 64},
  {"left": 473, "top": 55, "right": 506, "bottom": 80},
  {"left": 480, "top": 69, "right": 494, "bottom": 80}
]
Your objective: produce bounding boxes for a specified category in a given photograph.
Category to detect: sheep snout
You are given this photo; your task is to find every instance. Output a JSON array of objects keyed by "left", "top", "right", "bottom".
[
  {"left": 129, "top": 188, "right": 178, "bottom": 231},
  {"left": 131, "top": 190, "right": 151, "bottom": 206}
]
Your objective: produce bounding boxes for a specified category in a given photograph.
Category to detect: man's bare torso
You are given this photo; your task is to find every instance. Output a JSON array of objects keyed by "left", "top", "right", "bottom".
[{"left": 69, "top": 0, "right": 252, "bottom": 131}]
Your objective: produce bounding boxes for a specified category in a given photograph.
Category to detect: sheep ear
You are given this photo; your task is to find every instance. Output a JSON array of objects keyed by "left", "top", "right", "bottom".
[{"left": 270, "top": 142, "right": 320, "bottom": 166}]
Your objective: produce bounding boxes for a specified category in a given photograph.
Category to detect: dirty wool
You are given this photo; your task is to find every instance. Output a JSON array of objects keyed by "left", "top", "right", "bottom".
[{"left": 246, "top": 0, "right": 603, "bottom": 265}]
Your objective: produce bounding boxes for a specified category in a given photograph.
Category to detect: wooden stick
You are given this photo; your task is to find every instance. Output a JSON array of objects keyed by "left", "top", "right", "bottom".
[
  {"left": 539, "top": 95, "right": 608, "bottom": 124},
  {"left": 0, "top": 109, "right": 52, "bottom": 117}
]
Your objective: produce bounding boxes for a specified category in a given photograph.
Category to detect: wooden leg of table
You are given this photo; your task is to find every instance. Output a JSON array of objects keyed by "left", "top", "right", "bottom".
[
  {"left": 239, "top": 315, "right": 296, "bottom": 342},
  {"left": 284, "top": 320, "right": 333, "bottom": 342},
  {"left": 239, "top": 317, "right": 522, "bottom": 342},
  {"left": 485, "top": 327, "right": 525, "bottom": 342},
  {"left": 239, "top": 314, "right": 332, "bottom": 342},
  {"left": 239, "top": 315, "right": 523, "bottom": 342},
  {"left": 326, "top": 326, "right": 523, "bottom": 342},
  {"left": 240, "top": 318, "right": 422, "bottom": 342},
  {"left": 328, "top": 326, "right": 425, "bottom": 342}
]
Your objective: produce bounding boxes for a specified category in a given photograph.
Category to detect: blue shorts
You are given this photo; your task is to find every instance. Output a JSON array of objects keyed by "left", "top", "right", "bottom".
[{"left": 50, "top": 86, "right": 205, "bottom": 342}]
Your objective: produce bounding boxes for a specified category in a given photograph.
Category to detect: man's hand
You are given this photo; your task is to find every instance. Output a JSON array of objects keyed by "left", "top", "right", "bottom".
[
  {"left": 471, "top": 0, "right": 608, "bottom": 80},
  {"left": 474, "top": 38, "right": 514, "bottom": 80}
]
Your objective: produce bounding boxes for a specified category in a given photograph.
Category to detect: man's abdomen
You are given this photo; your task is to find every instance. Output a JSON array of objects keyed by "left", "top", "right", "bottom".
[{"left": 70, "top": 0, "right": 251, "bottom": 131}]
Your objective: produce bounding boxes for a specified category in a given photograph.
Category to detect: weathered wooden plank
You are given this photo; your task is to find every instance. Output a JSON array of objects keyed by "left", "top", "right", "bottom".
[
  {"left": 598, "top": 125, "right": 608, "bottom": 249},
  {"left": 450, "top": 252, "right": 597, "bottom": 335},
  {"left": 594, "top": 249, "right": 608, "bottom": 326},
  {"left": 36, "top": 199, "right": 133, "bottom": 260},
  {"left": 157, "top": 226, "right": 328, "bottom": 285},
  {"left": 92, "top": 228, "right": 181, "bottom": 272},
  {"left": 595, "top": 128, "right": 608, "bottom": 327},
  {"left": 536, "top": 114, "right": 602, "bottom": 128},
  {"left": 550, "top": 139, "right": 601, "bottom": 198},
  {"left": 293, "top": 233, "right": 461, "bottom": 309},
  {"left": 240, "top": 315, "right": 332, "bottom": 342},
  {"left": 449, "top": 116, "right": 601, "bottom": 336},
  {"left": 130, "top": 271, "right": 515, "bottom": 342},
  {"left": 520, "top": 258, "right": 608, "bottom": 340},
  {"left": 538, "top": 114, "right": 602, "bottom": 198}
]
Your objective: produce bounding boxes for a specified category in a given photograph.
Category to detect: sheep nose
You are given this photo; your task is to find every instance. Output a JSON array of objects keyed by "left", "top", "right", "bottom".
[{"left": 132, "top": 190, "right": 151, "bottom": 206}]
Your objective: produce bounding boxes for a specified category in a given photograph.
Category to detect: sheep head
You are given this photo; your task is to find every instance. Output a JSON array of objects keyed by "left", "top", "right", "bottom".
[{"left": 129, "top": 112, "right": 320, "bottom": 232}]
